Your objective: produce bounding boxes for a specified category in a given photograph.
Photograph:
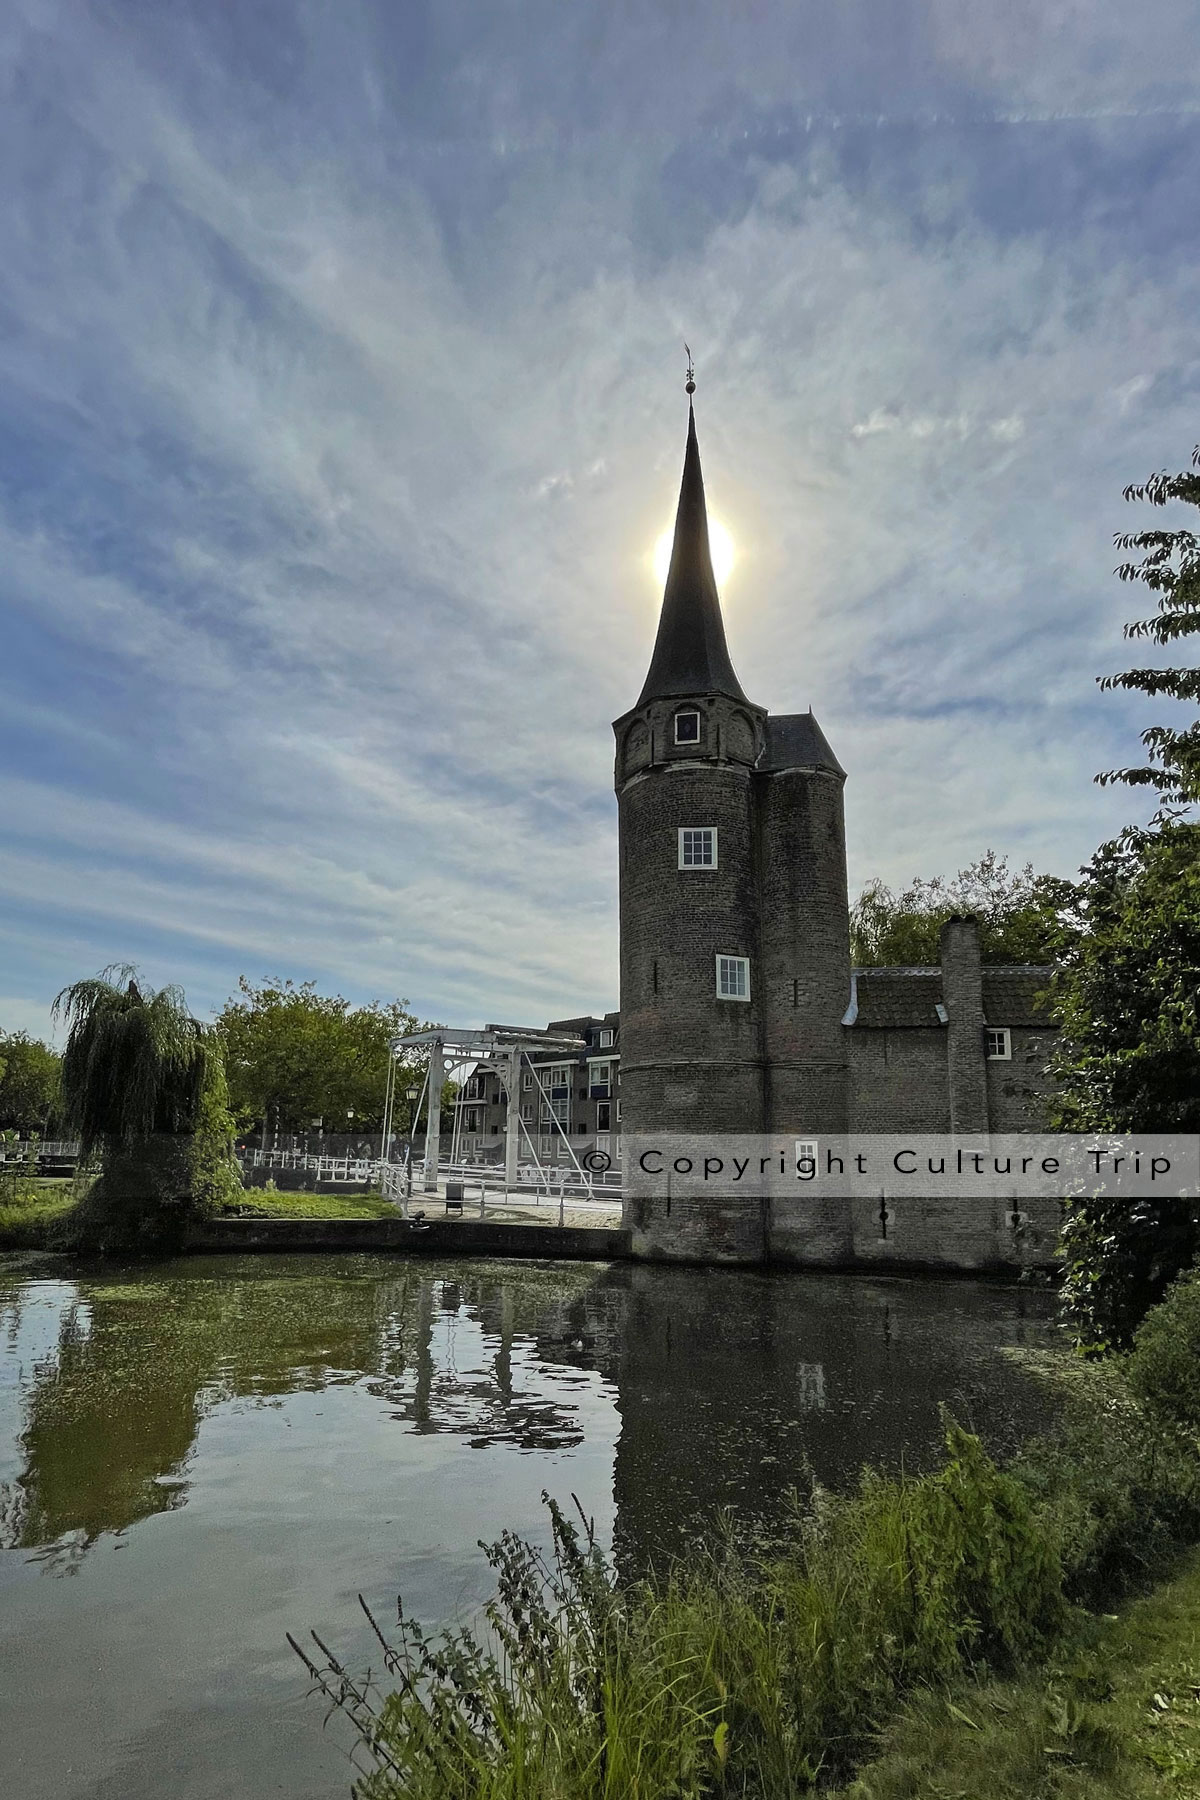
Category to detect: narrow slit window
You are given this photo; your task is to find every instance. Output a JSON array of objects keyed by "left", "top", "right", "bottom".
[
  {"left": 678, "top": 826, "right": 717, "bottom": 868},
  {"left": 716, "top": 955, "right": 750, "bottom": 1001}
]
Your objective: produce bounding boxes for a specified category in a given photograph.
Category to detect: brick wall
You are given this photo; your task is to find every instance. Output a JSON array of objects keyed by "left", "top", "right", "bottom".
[{"left": 757, "top": 765, "right": 852, "bottom": 1135}]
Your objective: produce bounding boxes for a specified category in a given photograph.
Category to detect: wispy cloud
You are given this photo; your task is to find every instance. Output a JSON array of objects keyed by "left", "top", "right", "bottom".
[{"left": 1, "top": 0, "right": 1198, "bottom": 1035}]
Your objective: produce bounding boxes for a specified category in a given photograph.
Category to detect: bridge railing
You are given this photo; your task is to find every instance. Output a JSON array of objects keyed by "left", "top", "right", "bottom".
[{"left": 0, "top": 1139, "right": 82, "bottom": 1165}]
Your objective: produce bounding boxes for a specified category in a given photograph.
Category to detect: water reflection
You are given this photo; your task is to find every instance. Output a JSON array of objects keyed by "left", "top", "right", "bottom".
[
  {"left": 0, "top": 1254, "right": 1060, "bottom": 1575},
  {"left": 605, "top": 1266, "right": 1060, "bottom": 1567}
]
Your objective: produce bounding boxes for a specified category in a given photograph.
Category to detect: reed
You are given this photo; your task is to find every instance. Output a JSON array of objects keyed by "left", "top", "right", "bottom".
[{"left": 296, "top": 1422, "right": 1069, "bottom": 1798}]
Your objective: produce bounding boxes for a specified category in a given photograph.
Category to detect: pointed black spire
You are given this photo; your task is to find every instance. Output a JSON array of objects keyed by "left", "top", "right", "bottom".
[{"left": 636, "top": 398, "right": 749, "bottom": 708}]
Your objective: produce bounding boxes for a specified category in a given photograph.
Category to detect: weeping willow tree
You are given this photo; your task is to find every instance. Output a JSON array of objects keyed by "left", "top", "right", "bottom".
[{"left": 52, "top": 966, "right": 241, "bottom": 1251}]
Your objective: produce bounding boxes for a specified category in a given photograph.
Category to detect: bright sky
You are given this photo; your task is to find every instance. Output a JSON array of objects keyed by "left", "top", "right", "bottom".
[{"left": 3, "top": 1, "right": 1199, "bottom": 1042}]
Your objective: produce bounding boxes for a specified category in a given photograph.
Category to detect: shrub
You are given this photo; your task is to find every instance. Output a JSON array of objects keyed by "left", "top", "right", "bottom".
[{"left": 1125, "top": 1268, "right": 1200, "bottom": 1437}]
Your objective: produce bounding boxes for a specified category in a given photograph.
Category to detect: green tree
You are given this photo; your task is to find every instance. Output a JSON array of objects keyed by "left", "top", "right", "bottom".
[
  {"left": 52, "top": 966, "right": 241, "bottom": 1250},
  {"left": 1053, "top": 444, "right": 1200, "bottom": 1348},
  {"left": 216, "top": 978, "right": 423, "bottom": 1136},
  {"left": 0, "top": 1032, "right": 62, "bottom": 1133},
  {"left": 1049, "top": 826, "right": 1200, "bottom": 1349},
  {"left": 1097, "top": 445, "right": 1200, "bottom": 814},
  {"left": 850, "top": 851, "right": 1067, "bottom": 967}
]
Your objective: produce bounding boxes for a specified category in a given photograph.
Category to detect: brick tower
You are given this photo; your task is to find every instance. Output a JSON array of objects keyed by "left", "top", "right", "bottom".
[{"left": 613, "top": 387, "right": 852, "bottom": 1261}]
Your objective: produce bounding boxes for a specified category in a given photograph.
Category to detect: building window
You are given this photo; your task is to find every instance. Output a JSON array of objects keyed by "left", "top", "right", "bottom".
[
  {"left": 673, "top": 709, "right": 700, "bottom": 744},
  {"left": 597, "top": 1102, "right": 611, "bottom": 1131},
  {"left": 678, "top": 826, "right": 717, "bottom": 869},
  {"left": 985, "top": 1028, "right": 1012, "bottom": 1060},
  {"left": 522, "top": 1072, "right": 532, "bottom": 1090},
  {"left": 716, "top": 955, "right": 751, "bottom": 1001},
  {"left": 598, "top": 1027, "right": 614, "bottom": 1048}
]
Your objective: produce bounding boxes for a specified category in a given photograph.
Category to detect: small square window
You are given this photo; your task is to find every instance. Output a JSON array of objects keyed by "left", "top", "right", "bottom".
[
  {"left": 716, "top": 954, "right": 750, "bottom": 1001},
  {"left": 673, "top": 709, "right": 700, "bottom": 744},
  {"left": 679, "top": 826, "right": 717, "bottom": 869},
  {"left": 985, "top": 1027, "right": 1012, "bottom": 1060},
  {"left": 598, "top": 1027, "right": 614, "bottom": 1047}
]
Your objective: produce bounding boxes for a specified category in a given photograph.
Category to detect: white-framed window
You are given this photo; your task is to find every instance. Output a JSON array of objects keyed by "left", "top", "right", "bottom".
[
  {"left": 985, "top": 1027, "right": 1012, "bottom": 1060},
  {"left": 673, "top": 709, "right": 701, "bottom": 744},
  {"left": 678, "top": 826, "right": 717, "bottom": 869},
  {"left": 615, "top": 1099, "right": 622, "bottom": 1122},
  {"left": 716, "top": 954, "right": 750, "bottom": 1001},
  {"left": 794, "top": 1139, "right": 818, "bottom": 1174},
  {"left": 522, "top": 1071, "right": 532, "bottom": 1090},
  {"left": 598, "top": 1027, "right": 614, "bottom": 1047}
]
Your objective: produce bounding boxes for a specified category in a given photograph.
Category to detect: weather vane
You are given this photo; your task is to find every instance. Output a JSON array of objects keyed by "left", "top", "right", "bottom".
[{"left": 684, "top": 344, "right": 695, "bottom": 395}]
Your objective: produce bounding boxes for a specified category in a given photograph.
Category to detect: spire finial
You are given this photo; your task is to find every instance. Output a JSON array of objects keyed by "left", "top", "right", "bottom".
[{"left": 684, "top": 343, "right": 695, "bottom": 396}]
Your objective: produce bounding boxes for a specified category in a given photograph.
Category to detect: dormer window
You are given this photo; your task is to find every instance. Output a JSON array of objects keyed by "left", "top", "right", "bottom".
[{"left": 673, "top": 709, "right": 701, "bottom": 745}]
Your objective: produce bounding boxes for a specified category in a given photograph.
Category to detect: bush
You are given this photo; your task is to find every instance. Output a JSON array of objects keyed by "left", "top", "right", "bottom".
[
  {"left": 1014, "top": 1388, "right": 1200, "bottom": 1606},
  {"left": 1125, "top": 1268, "right": 1200, "bottom": 1437}
]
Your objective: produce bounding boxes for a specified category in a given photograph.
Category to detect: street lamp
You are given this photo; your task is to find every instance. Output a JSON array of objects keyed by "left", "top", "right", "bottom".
[{"left": 404, "top": 1086, "right": 421, "bottom": 1202}]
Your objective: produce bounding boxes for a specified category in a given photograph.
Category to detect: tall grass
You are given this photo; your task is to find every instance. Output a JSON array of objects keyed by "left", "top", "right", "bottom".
[
  {"left": 296, "top": 1272, "right": 1200, "bottom": 1798},
  {"left": 295, "top": 1423, "right": 1067, "bottom": 1798}
]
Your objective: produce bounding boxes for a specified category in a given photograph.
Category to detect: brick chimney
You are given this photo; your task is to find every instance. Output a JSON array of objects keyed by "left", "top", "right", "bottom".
[{"left": 940, "top": 915, "right": 989, "bottom": 1134}]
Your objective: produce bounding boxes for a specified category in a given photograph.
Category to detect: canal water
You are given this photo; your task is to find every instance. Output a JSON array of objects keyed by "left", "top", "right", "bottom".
[{"left": 0, "top": 1252, "right": 1061, "bottom": 1799}]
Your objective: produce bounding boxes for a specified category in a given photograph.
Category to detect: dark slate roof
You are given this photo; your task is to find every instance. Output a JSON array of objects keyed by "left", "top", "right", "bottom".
[
  {"left": 846, "top": 965, "right": 1056, "bottom": 1029},
  {"left": 759, "top": 712, "right": 845, "bottom": 776},
  {"left": 636, "top": 404, "right": 750, "bottom": 707},
  {"left": 981, "top": 968, "right": 1054, "bottom": 1027},
  {"left": 851, "top": 968, "right": 943, "bottom": 1028}
]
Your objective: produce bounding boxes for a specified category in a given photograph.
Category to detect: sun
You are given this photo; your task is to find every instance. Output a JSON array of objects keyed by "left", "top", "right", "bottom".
[{"left": 653, "top": 518, "right": 735, "bottom": 590}]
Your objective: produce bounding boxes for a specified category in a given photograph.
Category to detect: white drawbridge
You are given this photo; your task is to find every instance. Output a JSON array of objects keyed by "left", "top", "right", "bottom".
[{"left": 383, "top": 1022, "right": 596, "bottom": 1198}]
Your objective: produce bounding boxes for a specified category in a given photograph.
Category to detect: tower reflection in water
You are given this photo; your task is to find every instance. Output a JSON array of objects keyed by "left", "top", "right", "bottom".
[{"left": 0, "top": 1255, "right": 1058, "bottom": 1575}]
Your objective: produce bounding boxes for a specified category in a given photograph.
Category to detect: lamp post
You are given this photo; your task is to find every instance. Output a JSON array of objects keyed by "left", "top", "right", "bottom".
[{"left": 404, "top": 1086, "right": 421, "bottom": 1207}]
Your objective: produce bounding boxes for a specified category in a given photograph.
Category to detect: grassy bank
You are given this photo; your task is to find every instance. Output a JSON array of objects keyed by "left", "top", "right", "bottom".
[
  {"left": 295, "top": 1276, "right": 1200, "bottom": 1799},
  {"left": 0, "top": 1177, "right": 78, "bottom": 1247},
  {"left": 221, "top": 1188, "right": 396, "bottom": 1221},
  {"left": 840, "top": 1545, "right": 1200, "bottom": 1798},
  {"left": 0, "top": 1178, "right": 395, "bottom": 1248}
]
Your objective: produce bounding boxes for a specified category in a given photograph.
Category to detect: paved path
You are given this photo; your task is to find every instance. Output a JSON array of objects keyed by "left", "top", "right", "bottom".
[{"left": 401, "top": 1184, "right": 622, "bottom": 1231}]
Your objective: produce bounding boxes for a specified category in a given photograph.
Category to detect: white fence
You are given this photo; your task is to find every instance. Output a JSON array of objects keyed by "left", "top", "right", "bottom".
[
  {"left": 240, "top": 1143, "right": 621, "bottom": 1195},
  {"left": 0, "top": 1140, "right": 624, "bottom": 1204},
  {"left": 0, "top": 1139, "right": 80, "bottom": 1163},
  {"left": 240, "top": 1148, "right": 379, "bottom": 1185}
]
